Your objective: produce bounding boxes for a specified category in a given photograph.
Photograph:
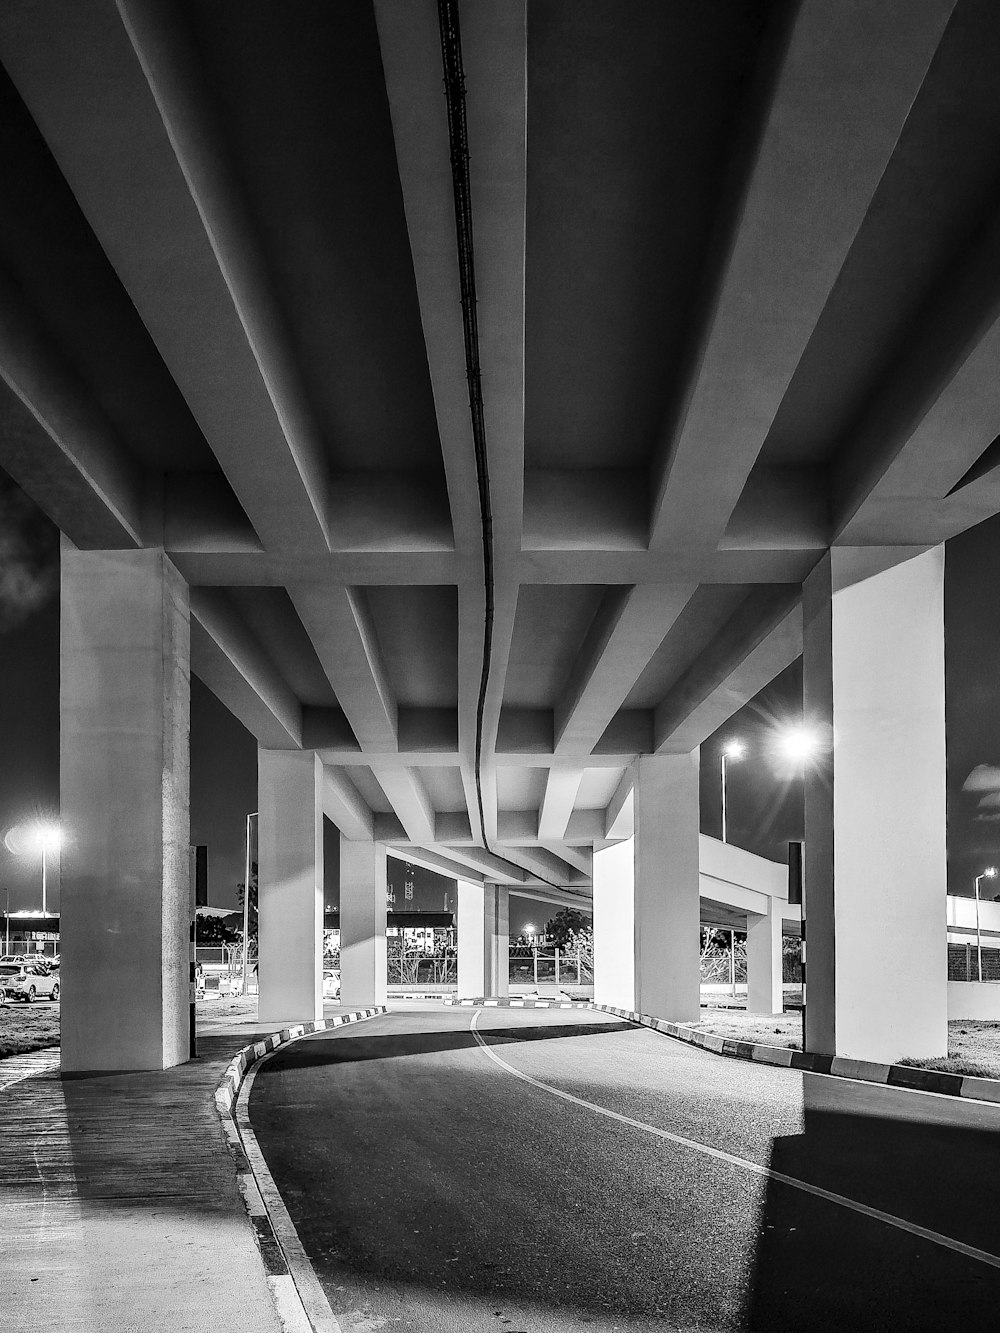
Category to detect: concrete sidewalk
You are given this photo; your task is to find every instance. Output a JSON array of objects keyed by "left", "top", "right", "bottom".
[{"left": 0, "top": 1003, "right": 333, "bottom": 1332}]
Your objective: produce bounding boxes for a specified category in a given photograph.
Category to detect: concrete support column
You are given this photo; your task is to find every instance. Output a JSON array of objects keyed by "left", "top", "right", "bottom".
[
  {"left": 634, "top": 753, "right": 701, "bottom": 1022},
  {"left": 258, "top": 750, "right": 323, "bottom": 1024},
  {"left": 803, "top": 547, "right": 947, "bottom": 1062},
  {"left": 457, "top": 880, "right": 486, "bottom": 997},
  {"left": 484, "top": 883, "right": 509, "bottom": 997},
  {"left": 746, "top": 899, "right": 783, "bottom": 1015},
  {"left": 593, "top": 754, "right": 701, "bottom": 1021},
  {"left": 60, "top": 547, "right": 190, "bottom": 1071},
  {"left": 339, "top": 837, "right": 387, "bottom": 1008},
  {"left": 593, "top": 839, "right": 636, "bottom": 1010}
]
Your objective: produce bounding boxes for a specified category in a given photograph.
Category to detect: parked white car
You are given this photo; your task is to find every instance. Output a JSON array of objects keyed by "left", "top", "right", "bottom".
[
  {"left": 323, "top": 969, "right": 341, "bottom": 1000},
  {"left": 0, "top": 962, "right": 59, "bottom": 1003}
]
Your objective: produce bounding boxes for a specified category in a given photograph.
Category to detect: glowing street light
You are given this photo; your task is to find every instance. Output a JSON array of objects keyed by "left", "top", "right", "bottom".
[
  {"left": 4, "top": 822, "right": 62, "bottom": 917},
  {"left": 720, "top": 740, "right": 745, "bottom": 844},
  {"left": 974, "top": 866, "right": 997, "bottom": 983},
  {"left": 775, "top": 727, "right": 822, "bottom": 764}
]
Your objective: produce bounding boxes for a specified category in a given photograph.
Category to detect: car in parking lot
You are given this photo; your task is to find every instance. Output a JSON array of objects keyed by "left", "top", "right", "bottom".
[
  {"left": 0, "top": 961, "right": 60, "bottom": 1003},
  {"left": 322, "top": 969, "right": 341, "bottom": 1000}
]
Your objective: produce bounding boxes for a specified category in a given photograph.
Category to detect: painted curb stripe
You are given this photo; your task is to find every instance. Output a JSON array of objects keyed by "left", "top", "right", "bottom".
[
  {"left": 589, "top": 1003, "right": 1000, "bottom": 1105},
  {"left": 470, "top": 1010, "right": 1000, "bottom": 1273},
  {"left": 214, "top": 1006, "right": 388, "bottom": 1329},
  {"left": 443, "top": 997, "right": 591, "bottom": 1009}
]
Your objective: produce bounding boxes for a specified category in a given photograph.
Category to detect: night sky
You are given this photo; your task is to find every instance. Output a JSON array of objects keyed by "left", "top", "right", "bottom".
[{"left": 2, "top": 466, "right": 999, "bottom": 918}]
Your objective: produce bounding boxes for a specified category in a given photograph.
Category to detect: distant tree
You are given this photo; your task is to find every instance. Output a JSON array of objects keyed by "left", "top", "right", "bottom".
[
  {"left": 235, "top": 861, "right": 258, "bottom": 945},
  {"left": 544, "top": 907, "right": 591, "bottom": 948},
  {"left": 195, "top": 912, "right": 241, "bottom": 945}
]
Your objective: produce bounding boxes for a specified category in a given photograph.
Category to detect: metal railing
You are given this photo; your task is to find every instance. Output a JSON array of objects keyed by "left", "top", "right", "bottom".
[{"left": 508, "top": 947, "right": 592, "bottom": 986}]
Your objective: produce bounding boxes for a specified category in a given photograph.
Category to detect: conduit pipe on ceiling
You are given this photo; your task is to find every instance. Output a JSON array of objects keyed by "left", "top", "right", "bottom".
[{"left": 436, "top": 0, "right": 561, "bottom": 892}]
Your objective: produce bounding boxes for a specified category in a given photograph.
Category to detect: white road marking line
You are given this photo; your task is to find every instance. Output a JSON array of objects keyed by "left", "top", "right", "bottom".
[{"left": 470, "top": 1010, "right": 1000, "bottom": 1272}]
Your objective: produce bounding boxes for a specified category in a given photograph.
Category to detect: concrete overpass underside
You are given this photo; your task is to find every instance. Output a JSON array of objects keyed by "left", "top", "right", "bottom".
[{"left": 0, "top": 0, "right": 995, "bottom": 1066}]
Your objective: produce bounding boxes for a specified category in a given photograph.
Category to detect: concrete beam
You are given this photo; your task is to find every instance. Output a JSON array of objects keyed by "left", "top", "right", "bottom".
[
  {"left": 372, "top": 767, "right": 436, "bottom": 844},
  {"left": 537, "top": 768, "right": 584, "bottom": 841},
  {"left": 189, "top": 587, "right": 302, "bottom": 749},
  {"left": 654, "top": 591, "right": 802, "bottom": 753},
  {"left": 394, "top": 845, "right": 486, "bottom": 884},
  {"left": 290, "top": 585, "right": 397, "bottom": 750},
  {"left": 0, "top": 266, "right": 145, "bottom": 547},
  {"left": 649, "top": 0, "right": 954, "bottom": 552},
  {"left": 322, "top": 767, "right": 374, "bottom": 843},
  {"left": 554, "top": 584, "right": 696, "bottom": 756},
  {"left": 604, "top": 769, "right": 635, "bottom": 840},
  {"left": 118, "top": 0, "right": 330, "bottom": 552}
]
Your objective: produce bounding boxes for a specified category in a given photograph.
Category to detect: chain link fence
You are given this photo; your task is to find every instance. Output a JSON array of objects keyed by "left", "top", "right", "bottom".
[{"left": 949, "top": 942, "right": 1000, "bottom": 982}]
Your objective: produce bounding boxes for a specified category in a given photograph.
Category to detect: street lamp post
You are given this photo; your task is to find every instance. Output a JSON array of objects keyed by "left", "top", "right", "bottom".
[
  {"left": 720, "top": 740, "right": 745, "bottom": 843},
  {"left": 974, "top": 866, "right": 997, "bottom": 983},
  {"left": 4, "top": 823, "right": 62, "bottom": 927},
  {"left": 241, "top": 812, "right": 258, "bottom": 997}
]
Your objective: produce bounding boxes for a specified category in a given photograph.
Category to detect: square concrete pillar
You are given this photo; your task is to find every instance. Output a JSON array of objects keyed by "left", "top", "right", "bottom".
[
  {"left": 593, "top": 755, "right": 701, "bottom": 1021},
  {"left": 746, "top": 898, "right": 783, "bottom": 1015},
  {"left": 457, "top": 880, "right": 486, "bottom": 997},
  {"left": 60, "top": 547, "right": 190, "bottom": 1071},
  {"left": 803, "top": 547, "right": 947, "bottom": 1062},
  {"left": 340, "top": 837, "right": 387, "bottom": 1008},
  {"left": 258, "top": 749, "right": 324, "bottom": 1024},
  {"left": 484, "top": 883, "right": 509, "bottom": 997},
  {"left": 635, "top": 754, "right": 701, "bottom": 1022},
  {"left": 593, "top": 838, "right": 636, "bottom": 1010}
]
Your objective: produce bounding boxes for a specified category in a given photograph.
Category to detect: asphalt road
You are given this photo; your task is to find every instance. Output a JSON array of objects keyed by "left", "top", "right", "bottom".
[{"left": 249, "top": 1005, "right": 1000, "bottom": 1332}]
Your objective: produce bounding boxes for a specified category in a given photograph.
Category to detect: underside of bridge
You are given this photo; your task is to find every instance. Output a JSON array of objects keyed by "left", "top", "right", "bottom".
[{"left": 3, "top": 0, "right": 998, "bottom": 1066}]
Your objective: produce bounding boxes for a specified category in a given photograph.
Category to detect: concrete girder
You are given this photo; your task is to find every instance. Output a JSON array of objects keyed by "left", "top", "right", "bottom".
[
  {"left": 391, "top": 845, "right": 486, "bottom": 885},
  {"left": 537, "top": 768, "right": 585, "bottom": 841},
  {"left": 836, "top": 303, "right": 1000, "bottom": 545},
  {"left": 289, "top": 585, "right": 397, "bottom": 751},
  {"left": 118, "top": 0, "right": 330, "bottom": 552},
  {"left": 0, "top": 0, "right": 330, "bottom": 554},
  {"left": 0, "top": 267, "right": 144, "bottom": 547},
  {"left": 322, "top": 767, "right": 374, "bottom": 843},
  {"left": 554, "top": 584, "right": 697, "bottom": 756},
  {"left": 655, "top": 603, "right": 803, "bottom": 755},
  {"left": 189, "top": 587, "right": 302, "bottom": 749},
  {"left": 604, "top": 770, "right": 636, "bottom": 841},
  {"left": 498, "top": 846, "right": 587, "bottom": 891},
  {"left": 371, "top": 767, "right": 436, "bottom": 845},
  {"left": 649, "top": 0, "right": 955, "bottom": 553}
]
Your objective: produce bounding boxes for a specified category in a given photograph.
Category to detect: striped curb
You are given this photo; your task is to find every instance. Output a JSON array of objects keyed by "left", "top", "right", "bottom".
[
  {"left": 444, "top": 996, "right": 591, "bottom": 1008},
  {"left": 214, "top": 1007, "right": 387, "bottom": 1331},
  {"left": 591, "top": 1003, "right": 1000, "bottom": 1104}
]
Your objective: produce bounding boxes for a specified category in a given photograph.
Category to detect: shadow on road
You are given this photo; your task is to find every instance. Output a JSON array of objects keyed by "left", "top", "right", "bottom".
[
  {"left": 269, "top": 1020, "right": 636, "bottom": 1070},
  {"left": 745, "top": 1075, "right": 1000, "bottom": 1331}
]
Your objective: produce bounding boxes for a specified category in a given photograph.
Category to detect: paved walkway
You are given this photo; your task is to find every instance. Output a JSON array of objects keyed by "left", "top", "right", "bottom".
[{"left": 0, "top": 1005, "right": 311, "bottom": 1332}]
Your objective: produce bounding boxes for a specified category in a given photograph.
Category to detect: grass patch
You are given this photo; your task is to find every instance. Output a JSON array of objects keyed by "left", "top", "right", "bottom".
[
  {"left": 691, "top": 1010, "right": 1000, "bottom": 1078},
  {"left": 0, "top": 1001, "right": 60, "bottom": 1059},
  {"left": 897, "top": 1055, "right": 996, "bottom": 1078}
]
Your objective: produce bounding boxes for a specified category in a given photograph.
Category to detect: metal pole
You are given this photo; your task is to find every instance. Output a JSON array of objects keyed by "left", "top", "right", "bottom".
[
  {"left": 721, "top": 754, "right": 728, "bottom": 843},
  {"left": 4, "top": 887, "right": 8, "bottom": 954},
  {"left": 729, "top": 929, "right": 736, "bottom": 997},
  {"left": 975, "top": 873, "right": 984, "bottom": 983},
  {"left": 241, "top": 812, "right": 257, "bottom": 996},
  {"left": 555, "top": 948, "right": 560, "bottom": 985},
  {"left": 533, "top": 947, "right": 538, "bottom": 987},
  {"left": 41, "top": 847, "right": 47, "bottom": 918}
]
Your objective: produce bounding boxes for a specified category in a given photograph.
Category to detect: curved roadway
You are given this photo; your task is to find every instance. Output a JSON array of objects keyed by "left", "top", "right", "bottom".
[{"left": 249, "top": 1005, "right": 1000, "bottom": 1332}]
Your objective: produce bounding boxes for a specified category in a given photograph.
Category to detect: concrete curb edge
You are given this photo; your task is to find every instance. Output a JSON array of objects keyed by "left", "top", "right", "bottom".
[
  {"left": 214, "top": 1007, "right": 388, "bottom": 1331},
  {"left": 590, "top": 1003, "right": 1000, "bottom": 1104},
  {"left": 443, "top": 997, "right": 591, "bottom": 1008}
]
